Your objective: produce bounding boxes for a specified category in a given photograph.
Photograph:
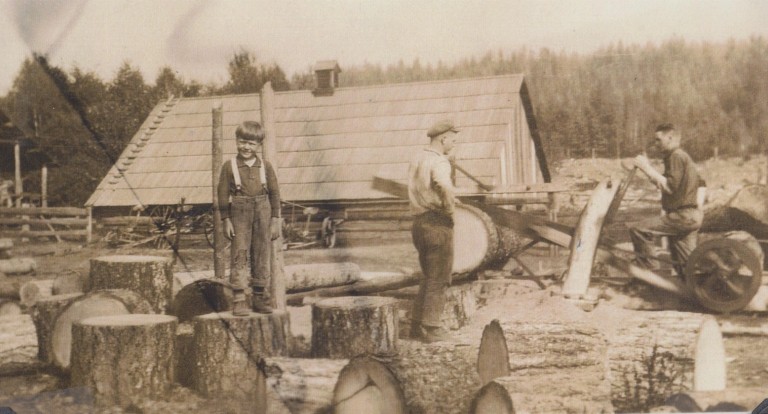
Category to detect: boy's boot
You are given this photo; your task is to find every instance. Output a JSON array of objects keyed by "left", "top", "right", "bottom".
[
  {"left": 232, "top": 289, "right": 250, "bottom": 317},
  {"left": 251, "top": 286, "right": 273, "bottom": 314}
]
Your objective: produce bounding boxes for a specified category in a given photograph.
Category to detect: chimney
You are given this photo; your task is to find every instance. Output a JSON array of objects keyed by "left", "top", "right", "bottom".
[{"left": 313, "top": 60, "right": 341, "bottom": 96}]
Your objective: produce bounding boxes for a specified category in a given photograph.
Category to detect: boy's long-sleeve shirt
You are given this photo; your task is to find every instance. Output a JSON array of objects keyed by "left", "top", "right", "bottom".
[{"left": 217, "top": 155, "right": 281, "bottom": 219}]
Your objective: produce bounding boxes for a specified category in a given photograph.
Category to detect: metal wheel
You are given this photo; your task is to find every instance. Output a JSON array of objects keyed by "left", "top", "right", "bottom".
[
  {"left": 321, "top": 217, "right": 337, "bottom": 248},
  {"left": 684, "top": 238, "right": 762, "bottom": 313}
]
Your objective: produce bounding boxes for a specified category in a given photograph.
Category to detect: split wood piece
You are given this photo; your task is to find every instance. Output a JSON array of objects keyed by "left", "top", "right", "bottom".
[
  {"left": 32, "top": 289, "right": 152, "bottom": 370},
  {"left": 19, "top": 279, "right": 53, "bottom": 307},
  {"left": 470, "top": 376, "right": 613, "bottom": 414},
  {"left": 0, "top": 298, "right": 21, "bottom": 316},
  {"left": 0, "top": 258, "right": 36, "bottom": 275},
  {"left": 477, "top": 320, "right": 613, "bottom": 413},
  {"left": 190, "top": 310, "right": 291, "bottom": 400},
  {"left": 52, "top": 272, "right": 86, "bottom": 295},
  {"left": 311, "top": 296, "right": 398, "bottom": 358},
  {"left": 608, "top": 311, "right": 726, "bottom": 408},
  {"left": 284, "top": 262, "right": 361, "bottom": 292},
  {"left": 335, "top": 330, "right": 484, "bottom": 414},
  {"left": 89, "top": 255, "right": 173, "bottom": 313},
  {"left": 453, "top": 204, "right": 523, "bottom": 274},
  {"left": 70, "top": 314, "right": 177, "bottom": 408},
  {"left": 563, "top": 179, "right": 621, "bottom": 298},
  {"left": 169, "top": 278, "right": 232, "bottom": 322},
  {"left": 0, "top": 314, "right": 44, "bottom": 376},
  {"left": 256, "top": 357, "right": 349, "bottom": 414}
]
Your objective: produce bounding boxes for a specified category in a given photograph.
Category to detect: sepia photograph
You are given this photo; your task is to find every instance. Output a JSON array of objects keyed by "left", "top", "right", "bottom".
[{"left": 0, "top": 1, "right": 767, "bottom": 412}]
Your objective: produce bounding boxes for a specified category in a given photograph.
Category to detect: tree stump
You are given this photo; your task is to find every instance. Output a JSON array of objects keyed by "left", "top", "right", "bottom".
[
  {"left": 70, "top": 314, "right": 177, "bottom": 408},
  {"left": 32, "top": 289, "right": 152, "bottom": 370},
  {"left": 169, "top": 278, "right": 232, "bottom": 322},
  {"left": 334, "top": 328, "right": 484, "bottom": 414},
  {"left": 89, "top": 255, "right": 173, "bottom": 313},
  {"left": 476, "top": 320, "right": 613, "bottom": 413},
  {"left": 607, "top": 311, "right": 726, "bottom": 409},
  {"left": 311, "top": 296, "right": 398, "bottom": 358},
  {"left": 257, "top": 357, "right": 349, "bottom": 414},
  {"left": 19, "top": 279, "right": 54, "bottom": 307},
  {"left": 392, "top": 282, "right": 477, "bottom": 334},
  {"left": 190, "top": 311, "right": 291, "bottom": 401}
]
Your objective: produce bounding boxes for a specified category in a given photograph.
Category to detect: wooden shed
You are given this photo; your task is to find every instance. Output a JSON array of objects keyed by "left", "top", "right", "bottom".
[{"left": 86, "top": 74, "right": 550, "bottom": 215}]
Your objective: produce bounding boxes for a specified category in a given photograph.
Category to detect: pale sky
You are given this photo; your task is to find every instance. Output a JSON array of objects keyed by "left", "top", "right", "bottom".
[{"left": 1, "top": 0, "right": 767, "bottom": 94}]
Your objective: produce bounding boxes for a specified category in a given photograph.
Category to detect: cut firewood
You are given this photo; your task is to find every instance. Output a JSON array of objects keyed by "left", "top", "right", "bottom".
[
  {"left": 32, "top": 289, "right": 153, "bottom": 370},
  {"left": 89, "top": 255, "right": 174, "bottom": 313},
  {"left": 19, "top": 279, "right": 54, "bottom": 307},
  {"left": 190, "top": 311, "right": 291, "bottom": 401},
  {"left": 70, "top": 314, "right": 177, "bottom": 408},
  {"left": 256, "top": 357, "right": 349, "bottom": 414},
  {"left": 311, "top": 296, "right": 398, "bottom": 358}
]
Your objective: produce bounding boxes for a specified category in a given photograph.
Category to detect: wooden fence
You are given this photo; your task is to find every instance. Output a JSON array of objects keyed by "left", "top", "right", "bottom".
[{"left": 0, "top": 207, "right": 92, "bottom": 243}]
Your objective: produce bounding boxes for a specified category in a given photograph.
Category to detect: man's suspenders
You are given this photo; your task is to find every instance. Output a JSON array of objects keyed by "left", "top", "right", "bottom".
[{"left": 231, "top": 156, "right": 268, "bottom": 194}]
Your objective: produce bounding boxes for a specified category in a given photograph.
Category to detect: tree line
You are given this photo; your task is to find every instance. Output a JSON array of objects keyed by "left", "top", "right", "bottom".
[{"left": 1, "top": 38, "right": 766, "bottom": 205}]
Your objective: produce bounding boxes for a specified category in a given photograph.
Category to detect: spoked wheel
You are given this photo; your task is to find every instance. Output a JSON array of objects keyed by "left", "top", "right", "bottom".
[
  {"left": 684, "top": 238, "right": 762, "bottom": 313},
  {"left": 149, "top": 205, "right": 177, "bottom": 249},
  {"left": 320, "top": 217, "right": 337, "bottom": 248}
]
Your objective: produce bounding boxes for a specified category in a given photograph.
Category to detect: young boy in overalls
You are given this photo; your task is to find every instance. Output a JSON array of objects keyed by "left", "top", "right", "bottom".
[{"left": 218, "top": 121, "right": 281, "bottom": 316}]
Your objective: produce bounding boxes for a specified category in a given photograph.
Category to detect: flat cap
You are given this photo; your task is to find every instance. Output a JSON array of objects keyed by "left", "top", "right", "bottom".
[{"left": 427, "top": 119, "right": 459, "bottom": 138}]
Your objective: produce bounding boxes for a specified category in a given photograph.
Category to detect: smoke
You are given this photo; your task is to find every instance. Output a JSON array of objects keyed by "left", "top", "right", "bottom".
[{"left": 11, "top": 0, "right": 89, "bottom": 56}]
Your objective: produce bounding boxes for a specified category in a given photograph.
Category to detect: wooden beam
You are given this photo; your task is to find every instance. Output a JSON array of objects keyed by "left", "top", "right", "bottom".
[
  {"left": 0, "top": 207, "right": 87, "bottom": 216},
  {"left": 14, "top": 141, "right": 21, "bottom": 208},
  {"left": 211, "top": 101, "right": 225, "bottom": 280}
]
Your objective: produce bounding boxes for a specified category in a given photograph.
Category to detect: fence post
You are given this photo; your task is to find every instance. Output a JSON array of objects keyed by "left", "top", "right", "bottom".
[
  {"left": 86, "top": 206, "right": 92, "bottom": 244},
  {"left": 211, "top": 101, "right": 226, "bottom": 280}
]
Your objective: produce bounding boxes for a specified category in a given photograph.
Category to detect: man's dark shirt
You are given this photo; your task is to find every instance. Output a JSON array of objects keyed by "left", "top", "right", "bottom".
[{"left": 662, "top": 148, "right": 700, "bottom": 212}]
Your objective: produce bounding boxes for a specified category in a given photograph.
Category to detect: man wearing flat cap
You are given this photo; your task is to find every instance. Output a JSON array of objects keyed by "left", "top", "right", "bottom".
[{"left": 408, "top": 119, "right": 459, "bottom": 343}]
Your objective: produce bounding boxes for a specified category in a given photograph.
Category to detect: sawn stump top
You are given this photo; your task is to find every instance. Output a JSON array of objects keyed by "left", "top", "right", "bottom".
[
  {"left": 313, "top": 296, "right": 399, "bottom": 309},
  {"left": 92, "top": 255, "right": 172, "bottom": 263},
  {"left": 77, "top": 314, "right": 177, "bottom": 327}
]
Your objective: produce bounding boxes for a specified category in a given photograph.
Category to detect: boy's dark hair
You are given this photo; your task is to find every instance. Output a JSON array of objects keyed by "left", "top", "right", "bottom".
[
  {"left": 236, "top": 121, "right": 265, "bottom": 142},
  {"left": 655, "top": 123, "right": 676, "bottom": 134}
]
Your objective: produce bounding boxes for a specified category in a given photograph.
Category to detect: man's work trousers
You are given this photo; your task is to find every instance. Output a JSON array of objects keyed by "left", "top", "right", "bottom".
[
  {"left": 629, "top": 207, "right": 703, "bottom": 276},
  {"left": 230, "top": 195, "right": 272, "bottom": 294},
  {"left": 411, "top": 211, "right": 454, "bottom": 328}
]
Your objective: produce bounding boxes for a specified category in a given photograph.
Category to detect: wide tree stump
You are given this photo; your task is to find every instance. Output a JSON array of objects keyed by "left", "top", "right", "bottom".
[
  {"left": 608, "top": 311, "right": 726, "bottom": 408},
  {"left": 190, "top": 311, "right": 291, "bottom": 401},
  {"left": 89, "top": 255, "right": 173, "bottom": 313},
  {"left": 470, "top": 376, "right": 613, "bottom": 414},
  {"left": 257, "top": 357, "right": 349, "bottom": 414},
  {"left": 311, "top": 296, "right": 398, "bottom": 358},
  {"left": 334, "top": 329, "right": 484, "bottom": 414},
  {"left": 476, "top": 320, "right": 613, "bottom": 413},
  {"left": 70, "top": 314, "right": 177, "bottom": 408},
  {"left": 32, "top": 289, "right": 152, "bottom": 370},
  {"left": 19, "top": 279, "right": 54, "bottom": 307},
  {"left": 169, "top": 278, "right": 232, "bottom": 322}
]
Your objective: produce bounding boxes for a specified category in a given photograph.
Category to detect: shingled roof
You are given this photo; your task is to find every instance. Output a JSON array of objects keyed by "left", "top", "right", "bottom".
[{"left": 86, "top": 74, "right": 549, "bottom": 208}]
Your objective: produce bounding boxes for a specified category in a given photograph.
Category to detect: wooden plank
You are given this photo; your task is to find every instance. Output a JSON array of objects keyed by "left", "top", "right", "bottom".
[
  {"left": 0, "top": 207, "right": 87, "bottom": 216},
  {"left": 0, "top": 217, "right": 89, "bottom": 226},
  {"left": 0, "top": 229, "right": 88, "bottom": 238}
]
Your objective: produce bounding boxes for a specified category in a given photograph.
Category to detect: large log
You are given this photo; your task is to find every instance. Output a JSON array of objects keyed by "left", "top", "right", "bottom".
[
  {"left": 334, "top": 329, "right": 484, "bottom": 414},
  {"left": 257, "top": 357, "right": 349, "bottom": 414},
  {"left": 89, "top": 255, "right": 173, "bottom": 313},
  {"left": 285, "top": 262, "right": 361, "bottom": 292},
  {"left": 52, "top": 271, "right": 86, "bottom": 295},
  {"left": 453, "top": 204, "right": 522, "bottom": 274},
  {"left": 32, "top": 290, "right": 153, "bottom": 370},
  {"left": 0, "top": 314, "right": 43, "bottom": 376},
  {"left": 190, "top": 310, "right": 291, "bottom": 400},
  {"left": 607, "top": 311, "right": 726, "bottom": 409},
  {"left": 70, "top": 314, "right": 177, "bottom": 408},
  {"left": 311, "top": 296, "right": 399, "bottom": 358},
  {"left": 0, "top": 258, "right": 36, "bottom": 275},
  {"left": 476, "top": 320, "right": 613, "bottom": 413},
  {"left": 19, "top": 279, "right": 54, "bottom": 307}
]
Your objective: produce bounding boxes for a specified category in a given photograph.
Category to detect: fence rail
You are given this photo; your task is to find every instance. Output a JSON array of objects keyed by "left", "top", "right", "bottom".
[{"left": 0, "top": 206, "right": 92, "bottom": 243}]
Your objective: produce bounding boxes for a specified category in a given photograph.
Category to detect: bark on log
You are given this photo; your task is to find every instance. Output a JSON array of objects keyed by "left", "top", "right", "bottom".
[
  {"left": 33, "top": 290, "right": 152, "bottom": 370},
  {"left": 476, "top": 320, "right": 613, "bottom": 413},
  {"left": 311, "top": 296, "right": 399, "bottom": 358},
  {"left": 284, "top": 262, "right": 361, "bottom": 292},
  {"left": 0, "top": 298, "right": 21, "bottom": 316},
  {"left": 607, "top": 311, "right": 726, "bottom": 407},
  {"left": 190, "top": 310, "right": 291, "bottom": 400},
  {"left": 257, "top": 357, "right": 349, "bottom": 414},
  {"left": 563, "top": 180, "right": 620, "bottom": 298},
  {"left": 19, "top": 279, "right": 53, "bottom": 307},
  {"left": 0, "top": 314, "right": 44, "bottom": 376},
  {"left": 453, "top": 204, "right": 523, "bottom": 274},
  {"left": 0, "top": 258, "right": 36, "bottom": 275},
  {"left": 70, "top": 314, "right": 177, "bottom": 408},
  {"left": 89, "top": 255, "right": 173, "bottom": 313},
  {"left": 169, "top": 278, "right": 232, "bottom": 322},
  {"left": 334, "top": 329, "right": 484, "bottom": 414}
]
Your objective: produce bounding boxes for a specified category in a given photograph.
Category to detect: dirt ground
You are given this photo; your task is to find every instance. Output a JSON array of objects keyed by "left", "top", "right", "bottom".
[{"left": 1, "top": 156, "right": 767, "bottom": 412}]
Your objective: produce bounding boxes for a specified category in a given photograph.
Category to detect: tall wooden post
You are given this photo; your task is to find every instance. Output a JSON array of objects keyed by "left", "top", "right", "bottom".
[
  {"left": 41, "top": 164, "right": 47, "bottom": 207},
  {"left": 211, "top": 101, "right": 226, "bottom": 280},
  {"left": 14, "top": 140, "right": 21, "bottom": 207},
  {"left": 260, "top": 82, "right": 286, "bottom": 311}
]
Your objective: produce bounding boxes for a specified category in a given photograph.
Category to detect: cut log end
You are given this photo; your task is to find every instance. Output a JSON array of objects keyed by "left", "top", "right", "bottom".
[
  {"left": 333, "top": 357, "right": 407, "bottom": 414},
  {"left": 469, "top": 382, "right": 515, "bottom": 414},
  {"left": 694, "top": 318, "right": 726, "bottom": 391},
  {"left": 478, "top": 320, "right": 510, "bottom": 385}
]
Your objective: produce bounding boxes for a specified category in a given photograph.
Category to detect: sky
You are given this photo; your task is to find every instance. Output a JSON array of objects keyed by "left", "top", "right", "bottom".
[{"left": 1, "top": 0, "right": 767, "bottom": 94}]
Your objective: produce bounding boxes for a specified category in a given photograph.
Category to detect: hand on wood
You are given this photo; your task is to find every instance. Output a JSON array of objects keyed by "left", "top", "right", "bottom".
[{"left": 223, "top": 218, "right": 235, "bottom": 240}]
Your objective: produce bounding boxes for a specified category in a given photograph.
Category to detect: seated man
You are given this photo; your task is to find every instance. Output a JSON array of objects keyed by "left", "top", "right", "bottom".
[{"left": 629, "top": 123, "right": 703, "bottom": 277}]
